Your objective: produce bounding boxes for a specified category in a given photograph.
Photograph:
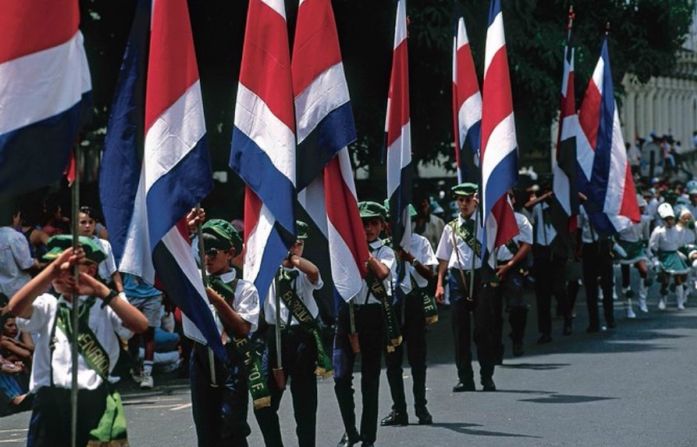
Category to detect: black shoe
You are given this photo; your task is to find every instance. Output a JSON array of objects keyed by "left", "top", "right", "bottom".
[
  {"left": 415, "top": 406, "right": 433, "bottom": 425},
  {"left": 537, "top": 334, "right": 552, "bottom": 344},
  {"left": 453, "top": 381, "right": 476, "bottom": 392},
  {"left": 338, "top": 432, "right": 361, "bottom": 447},
  {"left": 481, "top": 377, "right": 496, "bottom": 391},
  {"left": 361, "top": 444, "right": 374, "bottom": 447},
  {"left": 512, "top": 341, "right": 524, "bottom": 357},
  {"left": 586, "top": 324, "right": 599, "bottom": 333},
  {"left": 380, "top": 410, "right": 408, "bottom": 426}
]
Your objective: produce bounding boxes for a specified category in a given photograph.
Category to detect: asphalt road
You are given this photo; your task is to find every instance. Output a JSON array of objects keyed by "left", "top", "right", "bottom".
[{"left": 3, "top": 284, "right": 697, "bottom": 446}]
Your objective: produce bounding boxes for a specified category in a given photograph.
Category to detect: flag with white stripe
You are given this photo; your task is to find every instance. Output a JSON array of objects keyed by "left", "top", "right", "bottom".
[
  {"left": 452, "top": 16, "right": 482, "bottom": 185},
  {"left": 551, "top": 10, "right": 579, "bottom": 236},
  {"left": 481, "top": 0, "right": 519, "bottom": 263},
  {"left": 230, "top": 0, "right": 296, "bottom": 304},
  {"left": 100, "top": 0, "right": 223, "bottom": 358},
  {"left": 578, "top": 36, "right": 640, "bottom": 235},
  {"left": 385, "top": 0, "right": 412, "bottom": 251},
  {"left": 0, "top": 0, "right": 91, "bottom": 199},
  {"left": 292, "top": 0, "right": 369, "bottom": 303}
]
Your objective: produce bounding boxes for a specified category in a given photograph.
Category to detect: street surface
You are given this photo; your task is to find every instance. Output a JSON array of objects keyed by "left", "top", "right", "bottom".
[{"left": 3, "top": 288, "right": 697, "bottom": 446}]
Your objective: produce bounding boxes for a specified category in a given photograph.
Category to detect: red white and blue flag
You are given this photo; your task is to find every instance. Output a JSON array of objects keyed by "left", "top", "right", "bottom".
[
  {"left": 0, "top": 0, "right": 91, "bottom": 199},
  {"left": 385, "top": 0, "right": 412, "bottom": 251},
  {"left": 292, "top": 0, "right": 369, "bottom": 303},
  {"left": 552, "top": 11, "right": 579, "bottom": 233},
  {"left": 230, "top": 0, "right": 296, "bottom": 304},
  {"left": 100, "top": 0, "right": 223, "bottom": 358},
  {"left": 452, "top": 16, "right": 482, "bottom": 185},
  {"left": 578, "top": 37, "right": 640, "bottom": 234},
  {"left": 481, "top": 0, "right": 518, "bottom": 262}
]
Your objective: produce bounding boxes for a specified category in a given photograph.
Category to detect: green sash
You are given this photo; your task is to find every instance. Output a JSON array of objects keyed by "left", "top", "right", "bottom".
[
  {"left": 208, "top": 276, "right": 271, "bottom": 410},
  {"left": 408, "top": 275, "right": 438, "bottom": 325},
  {"left": 449, "top": 218, "right": 482, "bottom": 258},
  {"left": 274, "top": 269, "right": 333, "bottom": 378},
  {"left": 54, "top": 298, "right": 128, "bottom": 446},
  {"left": 365, "top": 272, "right": 402, "bottom": 351}
]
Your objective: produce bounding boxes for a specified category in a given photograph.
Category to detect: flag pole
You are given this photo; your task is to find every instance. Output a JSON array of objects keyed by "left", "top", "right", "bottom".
[
  {"left": 195, "top": 205, "right": 217, "bottom": 387},
  {"left": 273, "top": 281, "right": 285, "bottom": 390},
  {"left": 70, "top": 144, "right": 81, "bottom": 447}
]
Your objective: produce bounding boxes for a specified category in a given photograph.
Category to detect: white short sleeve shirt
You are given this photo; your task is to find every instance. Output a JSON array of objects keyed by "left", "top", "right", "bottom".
[
  {"left": 0, "top": 227, "right": 33, "bottom": 298},
  {"left": 264, "top": 266, "right": 323, "bottom": 326}
]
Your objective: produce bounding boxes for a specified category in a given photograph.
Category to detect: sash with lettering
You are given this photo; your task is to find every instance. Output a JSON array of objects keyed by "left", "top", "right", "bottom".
[
  {"left": 55, "top": 298, "right": 128, "bottom": 446},
  {"left": 449, "top": 218, "right": 482, "bottom": 259},
  {"left": 407, "top": 275, "right": 438, "bottom": 325},
  {"left": 208, "top": 276, "right": 271, "bottom": 409},
  {"left": 274, "top": 269, "right": 332, "bottom": 378}
]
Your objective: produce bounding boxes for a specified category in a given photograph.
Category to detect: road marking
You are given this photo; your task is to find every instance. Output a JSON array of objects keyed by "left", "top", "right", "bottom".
[
  {"left": 170, "top": 403, "right": 192, "bottom": 411},
  {"left": 122, "top": 397, "right": 181, "bottom": 405},
  {"left": 0, "top": 439, "right": 25, "bottom": 444},
  {"left": 0, "top": 429, "right": 27, "bottom": 433}
]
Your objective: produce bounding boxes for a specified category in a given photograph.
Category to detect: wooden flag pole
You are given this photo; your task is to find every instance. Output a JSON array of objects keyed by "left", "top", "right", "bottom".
[{"left": 70, "top": 144, "right": 81, "bottom": 447}]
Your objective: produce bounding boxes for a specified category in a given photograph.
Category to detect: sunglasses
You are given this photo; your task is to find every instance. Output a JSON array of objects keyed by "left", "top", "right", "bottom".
[{"left": 205, "top": 247, "right": 222, "bottom": 257}]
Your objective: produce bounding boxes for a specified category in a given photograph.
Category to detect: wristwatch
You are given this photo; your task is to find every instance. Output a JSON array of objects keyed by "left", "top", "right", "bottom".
[{"left": 102, "top": 289, "right": 119, "bottom": 308}]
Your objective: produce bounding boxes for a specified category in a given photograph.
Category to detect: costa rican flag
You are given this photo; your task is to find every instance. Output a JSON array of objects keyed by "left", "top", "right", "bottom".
[
  {"left": 452, "top": 16, "right": 482, "bottom": 184},
  {"left": 230, "top": 0, "right": 296, "bottom": 304},
  {"left": 100, "top": 0, "right": 223, "bottom": 359},
  {"left": 480, "top": 0, "right": 518, "bottom": 262},
  {"left": 0, "top": 0, "right": 91, "bottom": 199},
  {"left": 385, "top": 0, "right": 412, "bottom": 251},
  {"left": 551, "top": 11, "right": 579, "bottom": 233},
  {"left": 292, "top": 0, "right": 369, "bottom": 303},
  {"left": 578, "top": 37, "right": 640, "bottom": 235}
]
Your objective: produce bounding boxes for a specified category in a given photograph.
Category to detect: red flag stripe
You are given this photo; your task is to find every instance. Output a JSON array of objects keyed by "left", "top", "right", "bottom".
[
  {"left": 291, "top": 0, "right": 343, "bottom": 97},
  {"left": 0, "top": 0, "right": 79, "bottom": 63},
  {"left": 578, "top": 82, "right": 602, "bottom": 152},
  {"left": 480, "top": 48, "right": 513, "bottom": 156},
  {"left": 386, "top": 40, "right": 410, "bottom": 148},
  {"left": 238, "top": 0, "right": 295, "bottom": 131},
  {"left": 145, "top": 0, "right": 201, "bottom": 132}
]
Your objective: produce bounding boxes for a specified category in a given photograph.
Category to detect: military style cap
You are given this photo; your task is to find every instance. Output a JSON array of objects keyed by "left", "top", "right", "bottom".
[
  {"left": 296, "top": 220, "right": 309, "bottom": 240},
  {"left": 657, "top": 203, "right": 675, "bottom": 220},
  {"left": 382, "top": 200, "right": 417, "bottom": 219},
  {"left": 451, "top": 182, "right": 478, "bottom": 197},
  {"left": 42, "top": 235, "right": 106, "bottom": 264},
  {"left": 358, "top": 201, "right": 387, "bottom": 220},
  {"left": 202, "top": 219, "right": 243, "bottom": 253}
]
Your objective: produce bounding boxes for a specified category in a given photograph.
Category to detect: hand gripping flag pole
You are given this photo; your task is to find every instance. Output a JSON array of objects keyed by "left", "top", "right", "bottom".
[{"left": 194, "top": 207, "right": 217, "bottom": 387}]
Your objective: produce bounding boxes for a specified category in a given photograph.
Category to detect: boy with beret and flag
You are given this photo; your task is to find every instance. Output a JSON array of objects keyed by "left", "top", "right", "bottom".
[
  {"left": 5, "top": 235, "right": 148, "bottom": 447},
  {"left": 192, "top": 218, "right": 262, "bottom": 447},
  {"left": 254, "top": 220, "right": 328, "bottom": 447},
  {"left": 435, "top": 183, "right": 497, "bottom": 392},
  {"left": 335, "top": 202, "right": 396, "bottom": 447},
  {"left": 381, "top": 204, "right": 438, "bottom": 427}
]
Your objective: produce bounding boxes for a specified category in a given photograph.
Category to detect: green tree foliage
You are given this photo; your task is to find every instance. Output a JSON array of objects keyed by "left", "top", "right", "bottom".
[{"left": 79, "top": 0, "right": 693, "bottom": 182}]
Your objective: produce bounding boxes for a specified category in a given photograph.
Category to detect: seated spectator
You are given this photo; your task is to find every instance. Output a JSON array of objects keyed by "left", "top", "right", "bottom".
[{"left": 0, "top": 311, "right": 33, "bottom": 415}]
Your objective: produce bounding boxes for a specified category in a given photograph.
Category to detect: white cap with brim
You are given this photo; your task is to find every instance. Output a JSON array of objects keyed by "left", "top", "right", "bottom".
[{"left": 658, "top": 203, "right": 675, "bottom": 220}]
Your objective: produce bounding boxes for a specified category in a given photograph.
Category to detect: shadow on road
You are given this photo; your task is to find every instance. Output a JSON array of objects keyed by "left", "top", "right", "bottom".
[
  {"left": 431, "top": 422, "right": 542, "bottom": 439},
  {"left": 499, "top": 362, "right": 570, "bottom": 370},
  {"left": 519, "top": 394, "right": 617, "bottom": 404}
]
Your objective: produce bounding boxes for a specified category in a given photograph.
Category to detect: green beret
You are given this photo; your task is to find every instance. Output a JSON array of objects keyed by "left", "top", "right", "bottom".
[
  {"left": 382, "top": 199, "right": 417, "bottom": 218},
  {"left": 451, "top": 182, "right": 478, "bottom": 197},
  {"left": 202, "top": 219, "right": 242, "bottom": 252},
  {"left": 42, "top": 235, "right": 106, "bottom": 264},
  {"left": 358, "top": 201, "right": 387, "bottom": 220},
  {"left": 296, "top": 220, "right": 309, "bottom": 240}
]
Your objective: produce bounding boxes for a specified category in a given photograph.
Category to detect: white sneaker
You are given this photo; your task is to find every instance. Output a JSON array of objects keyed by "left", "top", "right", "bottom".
[
  {"left": 677, "top": 286, "right": 685, "bottom": 310},
  {"left": 626, "top": 300, "right": 636, "bottom": 319},
  {"left": 658, "top": 297, "right": 666, "bottom": 311},
  {"left": 639, "top": 298, "right": 649, "bottom": 313},
  {"left": 140, "top": 375, "right": 154, "bottom": 389}
]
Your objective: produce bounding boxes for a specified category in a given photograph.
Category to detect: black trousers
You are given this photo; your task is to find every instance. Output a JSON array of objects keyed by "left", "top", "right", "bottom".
[
  {"left": 27, "top": 385, "right": 107, "bottom": 447},
  {"left": 582, "top": 242, "right": 615, "bottom": 327},
  {"left": 448, "top": 269, "right": 495, "bottom": 383},
  {"left": 385, "top": 291, "right": 427, "bottom": 414},
  {"left": 254, "top": 326, "right": 318, "bottom": 447},
  {"left": 333, "top": 303, "right": 384, "bottom": 444},
  {"left": 533, "top": 246, "right": 571, "bottom": 336},
  {"left": 190, "top": 342, "right": 250, "bottom": 447},
  {"left": 492, "top": 266, "right": 528, "bottom": 349}
]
